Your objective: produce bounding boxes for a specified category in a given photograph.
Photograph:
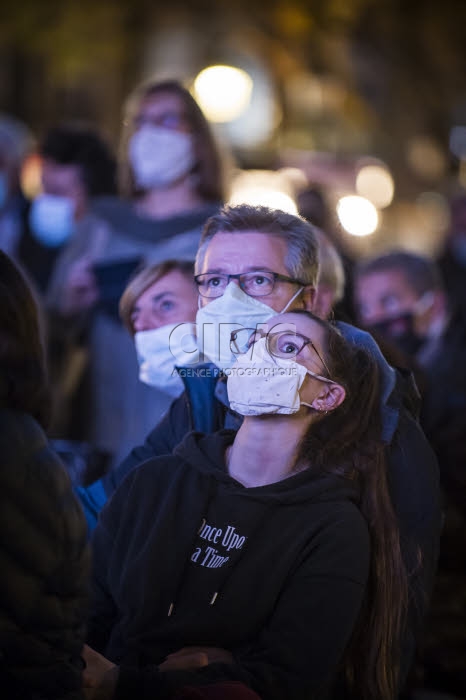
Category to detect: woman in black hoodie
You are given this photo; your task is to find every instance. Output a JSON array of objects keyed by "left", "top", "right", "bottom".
[{"left": 84, "top": 310, "right": 408, "bottom": 700}]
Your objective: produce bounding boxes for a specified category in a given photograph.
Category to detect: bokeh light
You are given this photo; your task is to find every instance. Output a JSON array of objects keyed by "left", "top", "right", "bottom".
[
  {"left": 20, "top": 153, "right": 42, "bottom": 199},
  {"left": 336, "top": 195, "right": 378, "bottom": 236},
  {"left": 229, "top": 186, "right": 297, "bottom": 213},
  {"left": 355, "top": 164, "right": 394, "bottom": 208},
  {"left": 193, "top": 65, "right": 253, "bottom": 123},
  {"left": 228, "top": 169, "right": 299, "bottom": 214}
]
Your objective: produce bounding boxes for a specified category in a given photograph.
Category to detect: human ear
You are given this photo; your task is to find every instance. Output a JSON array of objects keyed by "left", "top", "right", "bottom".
[{"left": 310, "top": 382, "right": 346, "bottom": 412}]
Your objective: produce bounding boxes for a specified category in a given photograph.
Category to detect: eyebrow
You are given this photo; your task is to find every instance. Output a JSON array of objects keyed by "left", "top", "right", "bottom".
[
  {"left": 201, "top": 267, "right": 277, "bottom": 274},
  {"left": 150, "top": 291, "right": 175, "bottom": 303},
  {"left": 132, "top": 291, "right": 175, "bottom": 312}
]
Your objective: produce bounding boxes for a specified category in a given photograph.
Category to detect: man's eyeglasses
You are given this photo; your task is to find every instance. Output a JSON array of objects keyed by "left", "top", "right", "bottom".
[
  {"left": 195, "top": 271, "right": 306, "bottom": 299},
  {"left": 230, "top": 327, "right": 334, "bottom": 381}
]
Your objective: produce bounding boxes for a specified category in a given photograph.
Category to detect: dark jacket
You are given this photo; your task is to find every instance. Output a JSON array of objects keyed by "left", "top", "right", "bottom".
[
  {"left": 89, "top": 430, "right": 370, "bottom": 700},
  {"left": 0, "top": 408, "right": 90, "bottom": 699}
]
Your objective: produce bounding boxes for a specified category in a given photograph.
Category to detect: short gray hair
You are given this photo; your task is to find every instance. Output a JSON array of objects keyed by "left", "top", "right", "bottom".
[{"left": 195, "top": 204, "right": 319, "bottom": 286}]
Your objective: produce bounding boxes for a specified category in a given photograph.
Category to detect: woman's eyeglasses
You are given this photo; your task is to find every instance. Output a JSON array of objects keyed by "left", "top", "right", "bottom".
[{"left": 230, "top": 327, "right": 334, "bottom": 381}]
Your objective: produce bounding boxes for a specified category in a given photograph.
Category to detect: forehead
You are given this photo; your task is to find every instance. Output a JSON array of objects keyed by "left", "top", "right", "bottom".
[
  {"left": 202, "top": 231, "right": 289, "bottom": 274},
  {"left": 356, "top": 268, "right": 416, "bottom": 299},
  {"left": 41, "top": 159, "right": 82, "bottom": 189},
  {"left": 138, "top": 269, "right": 195, "bottom": 303},
  {"left": 137, "top": 92, "right": 186, "bottom": 117},
  {"left": 265, "top": 312, "right": 326, "bottom": 347}
]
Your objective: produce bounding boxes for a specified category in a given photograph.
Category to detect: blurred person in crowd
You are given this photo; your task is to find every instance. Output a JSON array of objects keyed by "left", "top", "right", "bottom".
[
  {"left": 27, "top": 123, "right": 117, "bottom": 291},
  {"left": 105, "top": 204, "right": 440, "bottom": 693},
  {"left": 77, "top": 259, "right": 199, "bottom": 531},
  {"left": 353, "top": 250, "right": 466, "bottom": 697},
  {"left": 84, "top": 311, "right": 409, "bottom": 700},
  {"left": 313, "top": 228, "right": 346, "bottom": 320},
  {"left": 353, "top": 250, "right": 466, "bottom": 475},
  {"left": 297, "top": 184, "right": 356, "bottom": 322},
  {"left": 0, "top": 114, "right": 35, "bottom": 267},
  {"left": 46, "top": 79, "right": 225, "bottom": 468},
  {"left": 0, "top": 250, "right": 89, "bottom": 699},
  {"left": 437, "top": 192, "right": 466, "bottom": 318},
  {"left": 30, "top": 124, "right": 118, "bottom": 449}
]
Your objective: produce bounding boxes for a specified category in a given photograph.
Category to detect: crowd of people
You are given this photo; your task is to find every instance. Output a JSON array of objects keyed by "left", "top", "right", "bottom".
[{"left": 0, "top": 76, "right": 465, "bottom": 700}]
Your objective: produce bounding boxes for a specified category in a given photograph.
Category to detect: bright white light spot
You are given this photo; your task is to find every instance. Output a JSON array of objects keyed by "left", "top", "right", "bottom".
[
  {"left": 356, "top": 165, "right": 394, "bottom": 208},
  {"left": 336, "top": 196, "right": 378, "bottom": 236},
  {"left": 229, "top": 186, "right": 298, "bottom": 214},
  {"left": 193, "top": 65, "right": 253, "bottom": 123}
]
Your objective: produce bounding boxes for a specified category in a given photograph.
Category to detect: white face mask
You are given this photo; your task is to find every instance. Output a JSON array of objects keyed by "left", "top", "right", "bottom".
[
  {"left": 29, "top": 194, "right": 75, "bottom": 247},
  {"left": 196, "top": 282, "right": 303, "bottom": 371},
  {"left": 227, "top": 337, "right": 312, "bottom": 416},
  {"left": 135, "top": 322, "right": 199, "bottom": 398},
  {"left": 129, "top": 125, "right": 196, "bottom": 190}
]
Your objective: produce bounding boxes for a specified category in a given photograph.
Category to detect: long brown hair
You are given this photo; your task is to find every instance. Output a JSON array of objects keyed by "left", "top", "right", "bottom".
[
  {"left": 293, "top": 310, "right": 408, "bottom": 700},
  {"left": 0, "top": 251, "right": 51, "bottom": 429}
]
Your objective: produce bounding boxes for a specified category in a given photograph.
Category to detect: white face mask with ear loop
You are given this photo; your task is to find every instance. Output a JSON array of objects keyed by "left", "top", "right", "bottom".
[
  {"left": 195, "top": 281, "right": 304, "bottom": 370},
  {"left": 226, "top": 336, "right": 321, "bottom": 416},
  {"left": 135, "top": 322, "right": 199, "bottom": 398}
]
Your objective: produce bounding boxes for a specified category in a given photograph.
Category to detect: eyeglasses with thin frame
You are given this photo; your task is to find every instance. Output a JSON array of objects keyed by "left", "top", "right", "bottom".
[
  {"left": 195, "top": 271, "right": 306, "bottom": 299},
  {"left": 133, "top": 112, "right": 191, "bottom": 132},
  {"left": 230, "top": 327, "right": 335, "bottom": 382}
]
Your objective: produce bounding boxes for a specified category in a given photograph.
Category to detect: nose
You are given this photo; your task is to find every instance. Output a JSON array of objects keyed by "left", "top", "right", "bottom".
[{"left": 133, "top": 309, "right": 153, "bottom": 333}]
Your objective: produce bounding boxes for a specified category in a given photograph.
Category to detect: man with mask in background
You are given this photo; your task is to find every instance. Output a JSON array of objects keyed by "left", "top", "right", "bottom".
[
  {"left": 353, "top": 250, "right": 466, "bottom": 460},
  {"left": 91, "top": 204, "right": 440, "bottom": 695},
  {"left": 353, "top": 249, "right": 466, "bottom": 696},
  {"left": 27, "top": 123, "right": 116, "bottom": 292}
]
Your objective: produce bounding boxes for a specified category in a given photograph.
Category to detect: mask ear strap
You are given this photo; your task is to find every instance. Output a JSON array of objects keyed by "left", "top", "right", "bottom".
[{"left": 281, "top": 287, "right": 303, "bottom": 313}]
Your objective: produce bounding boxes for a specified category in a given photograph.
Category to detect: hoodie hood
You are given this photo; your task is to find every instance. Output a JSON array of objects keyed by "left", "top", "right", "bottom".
[
  {"left": 173, "top": 429, "right": 360, "bottom": 507},
  {"left": 90, "top": 195, "right": 220, "bottom": 244}
]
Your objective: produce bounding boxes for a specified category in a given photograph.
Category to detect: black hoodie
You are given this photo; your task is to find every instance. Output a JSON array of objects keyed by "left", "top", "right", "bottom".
[{"left": 89, "top": 430, "right": 370, "bottom": 700}]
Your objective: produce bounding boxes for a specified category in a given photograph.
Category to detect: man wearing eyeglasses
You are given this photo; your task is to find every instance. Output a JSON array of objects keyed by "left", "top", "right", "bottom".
[{"left": 84, "top": 204, "right": 440, "bottom": 696}]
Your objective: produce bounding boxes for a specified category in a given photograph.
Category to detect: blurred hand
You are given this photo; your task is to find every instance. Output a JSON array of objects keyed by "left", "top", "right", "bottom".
[
  {"left": 159, "top": 646, "right": 233, "bottom": 672},
  {"left": 60, "top": 256, "right": 99, "bottom": 316},
  {"left": 82, "top": 644, "right": 116, "bottom": 691}
]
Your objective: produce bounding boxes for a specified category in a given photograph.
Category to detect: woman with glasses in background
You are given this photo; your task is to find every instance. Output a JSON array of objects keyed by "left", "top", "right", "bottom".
[
  {"left": 83, "top": 309, "right": 409, "bottom": 700},
  {"left": 46, "top": 79, "right": 227, "bottom": 471}
]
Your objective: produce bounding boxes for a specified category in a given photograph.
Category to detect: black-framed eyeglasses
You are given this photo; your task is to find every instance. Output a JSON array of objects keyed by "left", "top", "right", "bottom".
[
  {"left": 230, "top": 327, "right": 334, "bottom": 382},
  {"left": 195, "top": 271, "right": 306, "bottom": 299}
]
